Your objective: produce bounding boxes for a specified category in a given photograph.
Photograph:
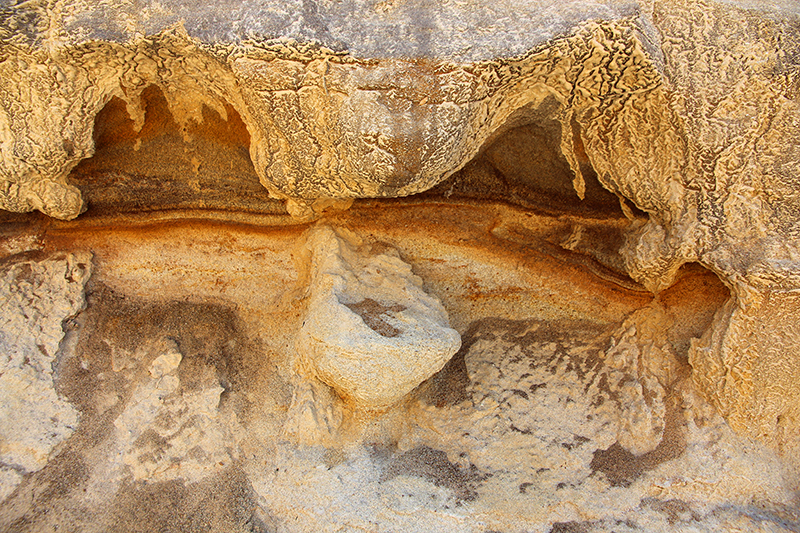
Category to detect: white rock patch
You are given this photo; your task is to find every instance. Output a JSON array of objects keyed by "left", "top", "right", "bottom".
[
  {"left": 112, "top": 340, "right": 240, "bottom": 484},
  {"left": 297, "top": 225, "right": 461, "bottom": 410},
  {"left": 0, "top": 253, "right": 91, "bottom": 501}
]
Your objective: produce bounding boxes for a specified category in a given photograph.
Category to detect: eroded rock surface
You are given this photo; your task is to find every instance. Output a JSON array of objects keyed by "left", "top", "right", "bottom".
[
  {"left": 296, "top": 225, "right": 460, "bottom": 410},
  {"left": 0, "top": 252, "right": 91, "bottom": 500},
  {"left": 0, "top": 0, "right": 799, "bottom": 531},
  {"left": 0, "top": 206, "right": 794, "bottom": 532},
  {"left": 111, "top": 338, "right": 241, "bottom": 484}
]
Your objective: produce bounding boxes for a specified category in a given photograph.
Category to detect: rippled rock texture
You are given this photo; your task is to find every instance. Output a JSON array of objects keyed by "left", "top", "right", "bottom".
[{"left": 0, "top": 0, "right": 799, "bottom": 531}]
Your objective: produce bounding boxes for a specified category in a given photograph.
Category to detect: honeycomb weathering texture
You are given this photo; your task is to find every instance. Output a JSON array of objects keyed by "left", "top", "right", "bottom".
[
  {"left": 1, "top": 2, "right": 798, "bottom": 285},
  {"left": 0, "top": 1, "right": 800, "bottom": 532}
]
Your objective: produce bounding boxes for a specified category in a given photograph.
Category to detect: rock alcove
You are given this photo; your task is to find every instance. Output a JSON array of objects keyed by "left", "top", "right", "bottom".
[{"left": 1, "top": 1, "right": 800, "bottom": 532}]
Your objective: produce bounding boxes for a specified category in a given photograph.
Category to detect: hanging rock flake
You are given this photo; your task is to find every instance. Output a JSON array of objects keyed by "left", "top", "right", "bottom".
[{"left": 296, "top": 225, "right": 461, "bottom": 410}]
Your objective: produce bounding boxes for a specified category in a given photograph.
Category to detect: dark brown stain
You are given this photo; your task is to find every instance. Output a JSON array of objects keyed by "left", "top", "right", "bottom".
[
  {"left": 549, "top": 521, "right": 591, "bottom": 533},
  {"left": 415, "top": 342, "right": 471, "bottom": 407},
  {"left": 380, "top": 446, "right": 489, "bottom": 502},
  {"left": 0, "top": 449, "right": 91, "bottom": 532},
  {"left": 54, "top": 281, "right": 291, "bottom": 425},
  {"left": 103, "top": 467, "right": 272, "bottom": 533},
  {"left": 344, "top": 298, "right": 405, "bottom": 337},
  {"left": 0, "top": 281, "right": 287, "bottom": 532},
  {"left": 642, "top": 497, "right": 700, "bottom": 524},
  {"left": 590, "top": 390, "right": 687, "bottom": 487}
]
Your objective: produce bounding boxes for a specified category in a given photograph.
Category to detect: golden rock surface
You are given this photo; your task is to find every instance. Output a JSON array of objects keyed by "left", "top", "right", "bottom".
[{"left": 0, "top": 0, "right": 799, "bottom": 531}]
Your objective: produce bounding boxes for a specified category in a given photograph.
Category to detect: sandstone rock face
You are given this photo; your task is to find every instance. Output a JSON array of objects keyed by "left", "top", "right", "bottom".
[
  {"left": 0, "top": 205, "right": 796, "bottom": 532},
  {"left": 0, "top": 252, "right": 91, "bottom": 500},
  {"left": 0, "top": 0, "right": 799, "bottom": 531},
  {"left": 111, "top": 338, "right": 241, "bottom": 484},
  {"left": 297, "top": 225, "right": 461, "bottom": 409}
]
